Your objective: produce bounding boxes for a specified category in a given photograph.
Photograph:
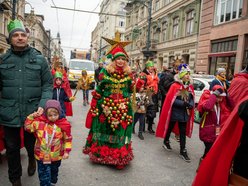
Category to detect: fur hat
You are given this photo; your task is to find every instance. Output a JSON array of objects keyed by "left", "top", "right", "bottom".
[
  {"left": 44, "top": 100, "right": 62, "bottom": 116},
  {"left": 7, "top": 19, "right": 26, "bottom": 39},
  {"left": 178, "top": 63, "right": 191, "bottom": 79},
  {"left": 216, "top": 68, "right": 226, "bottom": 75}
]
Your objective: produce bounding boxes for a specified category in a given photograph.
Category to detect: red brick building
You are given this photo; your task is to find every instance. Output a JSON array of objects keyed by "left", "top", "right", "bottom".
[{"left": 196, "top": 0, "right": 248, "bottom": 76}]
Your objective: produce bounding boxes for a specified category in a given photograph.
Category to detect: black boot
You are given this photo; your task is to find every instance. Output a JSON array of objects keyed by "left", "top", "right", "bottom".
[
  {"left": 0, "top": 153, "right": 2, "bottom": 164},
  {"left": 138, "top": 132, "right": 144, "bottom": 140},
  {"left": 12, "top": 179, "right": 22, "bottom": 186},
  {"left": 28, "top": 157, "right": 36, "bottom": 176}
]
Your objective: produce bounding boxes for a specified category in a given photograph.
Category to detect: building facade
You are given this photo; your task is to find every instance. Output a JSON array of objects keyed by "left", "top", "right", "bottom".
[
  {"left": 125, "top": 0, "right": 201, "bottom": 71},
  {"left": 91, "top": 0, "right": 128, "bottom": 62},
  {"left": 196, "top": 0, "right": 248, "bottom": 75}
]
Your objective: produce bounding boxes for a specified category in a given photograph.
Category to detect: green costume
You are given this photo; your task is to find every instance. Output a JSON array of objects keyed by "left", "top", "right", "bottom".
[{"left": 83, "top": 67, "right": 134, "bottom": 166}]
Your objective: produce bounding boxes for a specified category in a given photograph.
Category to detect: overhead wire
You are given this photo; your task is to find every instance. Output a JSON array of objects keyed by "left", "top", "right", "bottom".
[
  {"left": 69, "top": 0, "right": 77, "bottom": 47},
  {"left": 51, "top": 0, "right": 60, "bottom": 34},
  {"left": 76, "top": 0, "right": 100, "bottom": 49}
]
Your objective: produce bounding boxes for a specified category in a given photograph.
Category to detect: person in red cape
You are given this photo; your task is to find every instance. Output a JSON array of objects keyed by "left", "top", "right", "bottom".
[
  {"left": 51, "top": 63, "right": 73, "bottom": 116},
  {"left": 83, "top": 40, "right": 134, "bottom": 169},
  {"left": 196, "top": 85, "right": 233, "bottom": 171},
  {"left": 192, "top": 95, "right": 248, "bottom": 186},
  {"left": 228, "top": 64, "right": 248, "bottom": 105},
  {"left": 156, "top": 63, "right": 195, "bottom": 163},
  {"left": 24, "top": 100, "right": 72, "bottom": 186}
]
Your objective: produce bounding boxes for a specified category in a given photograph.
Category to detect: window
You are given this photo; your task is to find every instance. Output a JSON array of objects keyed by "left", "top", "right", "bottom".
[
  {"left": 193, "top": 79, "right": 206, "bottom": 91},
  {"left": 186, "top": 10, "right": 195, "bottom": 35},
  {"left": 140, "top": 6, "right": 144, "bottom": 19},
  {"left": 215, "top": 0, "right": 243, "bottom": 25},
  {"left": 155, "top": 0, "right": 160, "bottom": 11},
  {"left": 163, "top": 0, "right": 173, "bottom": 6},
  {"left": 172, "top": 17, "right": 179, "bottom": 39},
  {"left": 119, "top": 21, "right": 124, "bottom": 27},
  {"left": 211, "top": 38, "right": 238, "bottom": 53},
  {"left": 162, "top": 22, "right": 167, "bottom": 41}
]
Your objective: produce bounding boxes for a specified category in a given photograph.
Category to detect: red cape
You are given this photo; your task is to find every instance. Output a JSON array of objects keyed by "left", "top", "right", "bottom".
[
  {"left": 192, "top": 95, "right": 248, "bottom": 186},
  {"left": 37, "top": 115, "right": 71, "bottom": 136},
  {"left": 228, "top": 73, "right": 248, "bottom": 105},
  {"left": 52, "top": 69, "right": 73, "bottom": 116},
  {"left": 156, "top": 82, "right": 195, "bottom": 138}
]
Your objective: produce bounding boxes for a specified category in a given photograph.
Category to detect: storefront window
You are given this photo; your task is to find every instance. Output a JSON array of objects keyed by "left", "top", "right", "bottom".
[{"left": 211, "top": 38, "right": 238, "bottom": 53}]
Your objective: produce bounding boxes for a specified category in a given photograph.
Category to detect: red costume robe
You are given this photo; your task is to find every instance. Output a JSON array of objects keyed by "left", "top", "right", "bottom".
[
  {"left": 156, "top": 82, "right": 195, "bottom": 138},
  {"left": 192, "top": 95, "right": 248, "bottom": 186}
]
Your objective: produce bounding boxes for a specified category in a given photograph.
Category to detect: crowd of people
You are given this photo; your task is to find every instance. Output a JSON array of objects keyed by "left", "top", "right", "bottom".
[{"left": 0, "top": 19, "right": 248, "bottom": 186}]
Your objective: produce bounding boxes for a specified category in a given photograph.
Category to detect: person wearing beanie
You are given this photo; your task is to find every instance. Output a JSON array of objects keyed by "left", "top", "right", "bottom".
[
  {"left": 51, "top": 63, "right": 74, "bottom": 117},
  {"left": 53, "top": 72, "right": 75, "bottom": 116},
  {"left": 0, "top": 19, "right": 53, "bottom": 186},
  {"left": 196, "top": 85, "right": 233, "bottom": 171},
  {"left": 24, "top": 100, "right": 72, "bottom": 186},
  {"left": 209, "top": 67, "right": 230, "bottom": 91},
  {"left": 143, "top": 60, "right": 159, "bottom": 134},
  {"left": 83, "top": 34, "right": 134, "bottom": 169},
  {"left": 156, "top": 63, "right": 195, "bottom": 163}
]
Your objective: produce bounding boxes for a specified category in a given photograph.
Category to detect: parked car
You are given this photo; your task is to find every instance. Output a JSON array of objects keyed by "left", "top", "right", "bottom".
[{"left": 192, "top": 75, "right": 215, "bottom": 104}]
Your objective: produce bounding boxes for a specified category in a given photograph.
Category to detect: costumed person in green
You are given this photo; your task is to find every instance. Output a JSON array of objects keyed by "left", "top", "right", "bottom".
[
  {"left": 0, "top": 20, "right": 53, "bottom": 186},
  {"left": 83, "top": 33, "right": 134, "bottom": 169}
]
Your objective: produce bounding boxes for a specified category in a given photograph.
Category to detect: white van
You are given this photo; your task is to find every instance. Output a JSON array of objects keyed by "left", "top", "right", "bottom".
[{"left": 68, "top": 59, "right": 95, "bottom": 89}]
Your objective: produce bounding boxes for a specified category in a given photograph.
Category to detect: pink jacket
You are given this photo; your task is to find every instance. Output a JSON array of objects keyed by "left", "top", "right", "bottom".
[{"left": 199, "top": 94, "right": 233, "bottom": 143}]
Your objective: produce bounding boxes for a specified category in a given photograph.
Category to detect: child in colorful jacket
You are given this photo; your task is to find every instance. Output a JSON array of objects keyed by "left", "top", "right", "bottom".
[{"left": 24, "top": 100, "right": 72, "bottom": 186}]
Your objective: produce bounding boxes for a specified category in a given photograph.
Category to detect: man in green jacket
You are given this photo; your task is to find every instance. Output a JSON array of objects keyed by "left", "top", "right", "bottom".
[{"left": 0, "top": 19, "right": 53, "bottom": 186}]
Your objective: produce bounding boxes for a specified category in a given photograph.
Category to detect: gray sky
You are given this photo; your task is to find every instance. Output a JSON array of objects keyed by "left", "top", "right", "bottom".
[{"left": 26, "top": 0, "right": 100, "bottom": 62}]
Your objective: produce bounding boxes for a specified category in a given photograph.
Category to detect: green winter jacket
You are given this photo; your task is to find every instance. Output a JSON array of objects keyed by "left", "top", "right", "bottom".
[{"left": 0, "top": 46, "right": 53, "bottom": 127}]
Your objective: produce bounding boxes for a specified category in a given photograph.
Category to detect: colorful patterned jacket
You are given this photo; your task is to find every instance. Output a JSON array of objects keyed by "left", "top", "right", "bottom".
[{"left": 25, "top": 115, "right": 72, "bottom": 162}]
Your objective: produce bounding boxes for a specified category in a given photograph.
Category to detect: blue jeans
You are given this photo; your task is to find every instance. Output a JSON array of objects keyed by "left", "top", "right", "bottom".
[
  {"left": 82, "top": 89, "right": 89, "bottom": 101},
  {"left": 37, "top": 160, "right": 61, "bottom": 186},
  {"left": 133, "top": 113, "right": 145, "bottom": 133}
]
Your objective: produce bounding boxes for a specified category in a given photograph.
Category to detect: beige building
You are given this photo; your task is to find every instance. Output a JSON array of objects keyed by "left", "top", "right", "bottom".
[
  {"left": 125, "top": 0, "right": 201, "bottom": 71},
  {"left": 91, "top": 0, "right": 128, "bottom": 62},
  {"left": 196, "top": 0, "right": 248, "bottom": 75}
]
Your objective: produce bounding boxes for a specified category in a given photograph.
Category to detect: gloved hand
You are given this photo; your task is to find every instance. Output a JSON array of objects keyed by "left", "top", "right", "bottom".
[
  {"left": 184, "top": 101, "right": 193, "bottom": 109},
  {"left": 213, "top": 88, "right": 224, "bottom": 97},
  {"left": 69, "top": 96, "right": 75, "bottom": 102}
]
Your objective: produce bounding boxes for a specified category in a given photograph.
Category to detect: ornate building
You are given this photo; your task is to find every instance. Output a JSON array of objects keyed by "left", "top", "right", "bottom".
[
  {"left": 125, "top": 0, "right": 201, "bottom": 71},
  {"left": 196, "top": 0, "right": 248, "bottom": 75}
]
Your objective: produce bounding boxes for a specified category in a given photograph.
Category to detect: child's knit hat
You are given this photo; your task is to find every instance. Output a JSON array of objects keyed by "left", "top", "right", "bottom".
[{"left": 44, "top": 100, "right": 62, "bottom": 116}]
